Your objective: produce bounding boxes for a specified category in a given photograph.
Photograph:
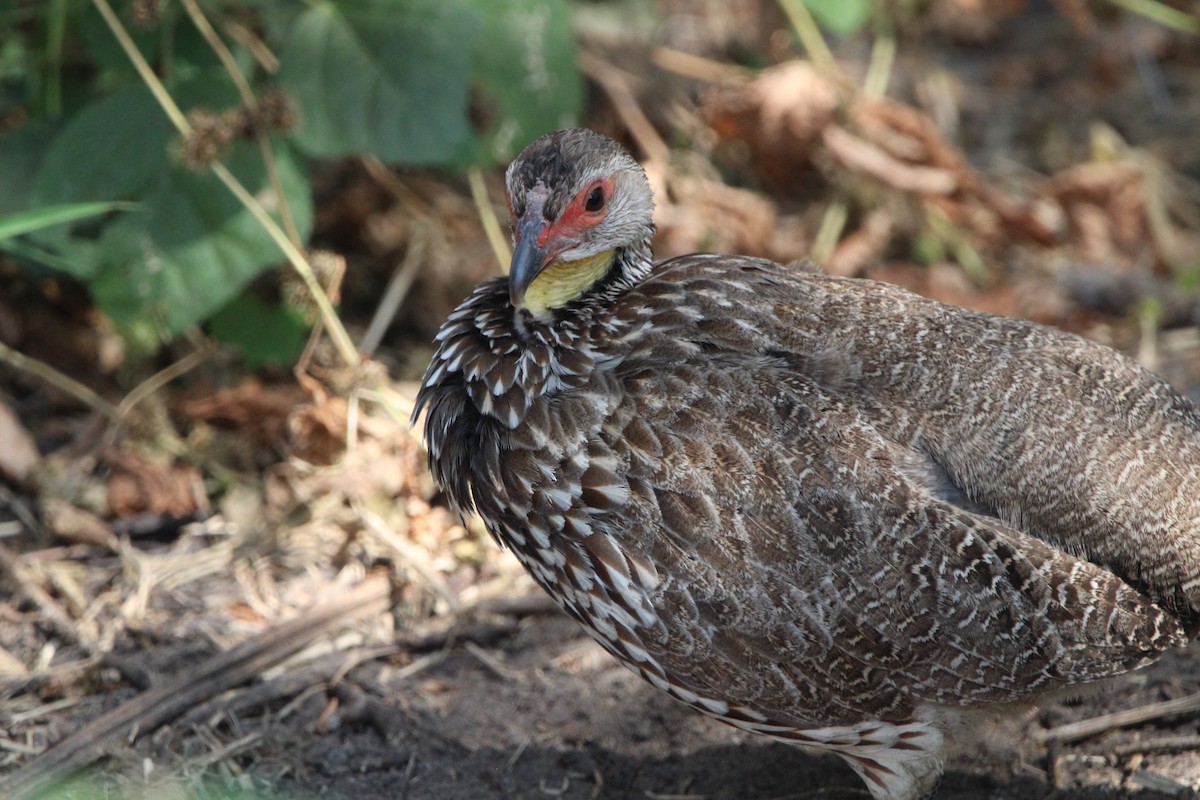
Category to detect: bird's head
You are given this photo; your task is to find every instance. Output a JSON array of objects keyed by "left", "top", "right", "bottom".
[{"left": 504, "top": 129, "right": 655, "bottom": 316}]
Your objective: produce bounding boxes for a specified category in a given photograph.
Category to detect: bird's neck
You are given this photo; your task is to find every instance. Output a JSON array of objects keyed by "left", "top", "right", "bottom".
[
  {"left": 581, "top": 238, "right": 654, "bottom": 311},
  {"left": 514, "top": 238, "right": 653, "bottom": 338},
  {"left": 521, "top": 250, "right": 617, "bottom": 316}
]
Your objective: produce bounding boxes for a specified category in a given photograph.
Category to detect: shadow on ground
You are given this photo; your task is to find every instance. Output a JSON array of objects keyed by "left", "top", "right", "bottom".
[{"left": 263, "top": 613, "right": 1195, "bottom": 800}]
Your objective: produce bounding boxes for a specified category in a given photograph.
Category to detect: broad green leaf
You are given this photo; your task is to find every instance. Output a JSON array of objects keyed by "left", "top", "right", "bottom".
[
  {"left": 24, "top": 72, "right": 315, "bottom": 342},
  {"left": 803, "top": 0, "right": 871, "bottom": 36},
  {"left": 209, "top": 294, "right": 310, "bottom": 368},
  {"left": 30, "top": 76, "right": 243, "bottom": 210},
  {"left": 0, "top": 120, "right": 57, "bottom": 215},
  {"left": 90, "top": 141, "right": 312, "bottom": 336},
  {"left": 465, "top": 0, "right": 582, "bottom": 164},
  {"left": 30, "top": 84, "right": 171, "bottom": 206},
  {"left": 278, "top": 0, "right": 480, "bottom": 163},
  {"left": 0, "top": 201, "right": 133, "bottom": 240},
  {"left": 80, "top": 3, "right": 163, "bottom": 78}
]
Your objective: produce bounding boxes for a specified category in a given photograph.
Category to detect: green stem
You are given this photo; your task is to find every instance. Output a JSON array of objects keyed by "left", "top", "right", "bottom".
[
  {"left": 468, "top": 168, "right": 511, "bottom": 273},
  {"left": 1106, "top": 0, "right": 1200, "bottom": 34},
  {"left": 45, "top": 0, "right": 67, "bottom": 117},
  {"left": 863, "top": 33, "right": 895, "bottom": 96},
  {"left": 811, "top": 200, "right": 848, "bottom": 265},
  {"left": 777, "top": 0, "right": 838, "bottom": 72}
]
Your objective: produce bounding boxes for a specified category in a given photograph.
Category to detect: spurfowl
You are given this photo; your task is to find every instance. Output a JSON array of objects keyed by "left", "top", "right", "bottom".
[{"left": 415, "top": 128, "right": 1200, "bottom": 799}]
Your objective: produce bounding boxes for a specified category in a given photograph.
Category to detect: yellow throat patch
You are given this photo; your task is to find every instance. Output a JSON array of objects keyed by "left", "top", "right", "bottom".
[{"left": 519, "top": 250, "right": 615, "bottom": 315}]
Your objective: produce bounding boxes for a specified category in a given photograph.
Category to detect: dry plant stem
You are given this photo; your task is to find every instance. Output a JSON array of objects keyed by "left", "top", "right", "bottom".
[
  {"left": 175, "top": 650, "right": 370, "bottom": 730},
  {"left": 469, "top": 167, "right": 512, "bottom": 272},
  {"left": 293, "top": 254, "right": 348, "bottom": 401},
  {"left": 361, "top": 156, "right": 437, "bottom": 215},
  {"left": 214, "top": 160, "right": 358, "bottom": 365},
  {"left": 219, "top": 17, "right": 280, "bottom": 72},
  {"left": 1128, "top": 771, "right": 1193, "bottom": 796},
  {"left": 0, "top": 542, "right": 88, "bottom": 650},
  {"left": 777, "top": 0, "right": 838, "bottom": 74},
  {"left": 578, "top": 50, "right": 670, "bottom": 167},
  {"left": 464, "top": 640, "right": 518, "bottom": 680},
  {"left": 1139, "top": 158, "right": 1187, "bottom": 272},
  {"left": 179, "top": 0, "right": 303, "bottom": 248},
  {"left": 89, "top": 0, "right": 186, "bottom": 129},
  {"left": 192, "top": 731, "right": 263, "bottom": 769},
  {"left": 181, "top": 0, "right": 254, "bottom": 105},
  {"left": 355, "top": 386, "right": 420, "bottom": 447},
  {"left": 0, "top": 573, "right": 393, "bottom": 800},
  {"left": 358, "top": 385, "right": 416, "bottom": 422},
  {"left": 650, "top": 47, "right": 752, "bottom": 85},
  {"left": 360, "top": 235, "right": 427, "bottom": 357},
  {"left": 822, "top": 125, "right": 957, "bottom": 195},
  {"left": 115, "top": 345, "right": 212, "bottom": 420},
  {"left": 90, "top": 0, "right": 358, "bottom": 368},
  {"left": 0, "top": 339, "right": 117, "bottom": 419},
  {"left": 863, "top": 34, "right": 896, "bottom": 97},
  {"left": 1039, "top": 691, "right": 1200, "bottom": 744},
  {"left": 1108, "top": 734, "right": 1200, "bottom": 758},
  {"left": 356, "top": 503, "right": 462, "bottom": 613}
]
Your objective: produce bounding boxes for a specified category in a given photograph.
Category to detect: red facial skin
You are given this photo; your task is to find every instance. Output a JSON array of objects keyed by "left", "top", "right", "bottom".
[
  {"left": 508, "top": 177, "right": 615, "bottom": 308},
  {"left": 536, "top": 177, "right": 614, "bottom": 250}
]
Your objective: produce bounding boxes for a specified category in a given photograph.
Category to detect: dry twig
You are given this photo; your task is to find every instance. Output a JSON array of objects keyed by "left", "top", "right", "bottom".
[
  {"left": 0, "top": 573, "right": 393, "bottom": 800},
  {"left": 0, "top": 340, "right": 117, "bottom": 420},
  {"left": 1039, "top": 691, "right": 1200, "bottom": 744},
  {"left": 0, "top": 542, "right": 90, "bottom": 650}
]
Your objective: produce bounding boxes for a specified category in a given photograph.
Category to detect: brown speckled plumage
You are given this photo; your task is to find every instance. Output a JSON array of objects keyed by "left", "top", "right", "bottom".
[{"left": 415, "top": 129, "right": 1199, "bottom": 799}]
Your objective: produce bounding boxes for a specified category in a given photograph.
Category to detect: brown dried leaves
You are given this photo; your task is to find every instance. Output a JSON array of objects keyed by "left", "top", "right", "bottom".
[{"left": 702, "top": 59, "right": 1198, "bottom": 276}]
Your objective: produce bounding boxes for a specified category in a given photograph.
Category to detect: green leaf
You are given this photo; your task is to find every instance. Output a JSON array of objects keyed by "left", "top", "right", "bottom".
[
  {"left": 209, "top": 293, "right": 310, "bottom": 368},
  {"left": 30, "top": 83, "right": 171, "bottom": 206},
  {"left": 278, "top": 0, "right": 480, "bottom": 163},
  {"left": 464, "top": 0, "right": 582, "bottom": 164},
  {"left": 803, "top": 0, "right": 871, "bottom": 36},
  {"left": 0, "top": 201, "right": 133, "bottom": 240},
  {"left": 0, "top": 120, "right": 58, "bottom": 215},
  {"left": 24, "top": 73, "right": 316, "bottom": 342},
  {"left": 79, "top": 2, "right": 163, "bottom": 78},
  {"left": 90, "top": 141, "right": 313, "bottom": 336},
  {"left": 0, "top": 236, "right": 96, "bottom": 276}
]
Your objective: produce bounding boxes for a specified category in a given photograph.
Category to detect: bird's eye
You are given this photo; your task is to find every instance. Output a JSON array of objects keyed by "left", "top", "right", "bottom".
[{"left": 584, "top": 186, "right": 606, "bottom": 213}]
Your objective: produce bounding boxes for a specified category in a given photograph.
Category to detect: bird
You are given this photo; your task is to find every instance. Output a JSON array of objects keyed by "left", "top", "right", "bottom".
[{"left": 414, "top": 128, "right": 1200, "bottom": 799}]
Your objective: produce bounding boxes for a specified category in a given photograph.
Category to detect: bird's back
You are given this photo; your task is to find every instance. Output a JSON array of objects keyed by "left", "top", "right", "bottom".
[{"left": 566, "top": 255, "right": 1197, "bottom": 713}]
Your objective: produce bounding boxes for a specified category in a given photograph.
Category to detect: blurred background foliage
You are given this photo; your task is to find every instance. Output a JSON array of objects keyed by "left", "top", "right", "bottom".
[
  {"left": 0, "top": 0, "right": 581, "bottom": 359},
  {"left": 1, "top": 0, "right": 1197, "bottom": 371}
]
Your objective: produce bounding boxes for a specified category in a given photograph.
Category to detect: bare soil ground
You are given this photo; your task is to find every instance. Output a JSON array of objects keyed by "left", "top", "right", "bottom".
[
  {"left": 16, "top": 608, "right": 1200, "bottom": 800},
  {"left": 263, "top": 618, "right": 1200, "bottom": 800}
]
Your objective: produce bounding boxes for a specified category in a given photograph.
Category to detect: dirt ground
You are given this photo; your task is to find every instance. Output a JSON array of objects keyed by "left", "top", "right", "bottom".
[
  {"left": 18, "top": 602, "right": 1200, "bottom": 800},
  {"left": 262, "top": 615, "right": 1200, "bottom": 800}
]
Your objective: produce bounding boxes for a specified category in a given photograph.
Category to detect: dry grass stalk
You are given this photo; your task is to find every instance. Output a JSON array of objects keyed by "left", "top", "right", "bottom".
[
  {"left": 1040, "top": 691, "right": 1200, "bottom": 745},
  {"left": 0, "top": 573, "right": 393, "bottom": 800}
]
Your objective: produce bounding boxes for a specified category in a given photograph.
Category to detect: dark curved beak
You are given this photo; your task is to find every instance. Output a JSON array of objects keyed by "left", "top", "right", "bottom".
[
  {"left": 509, "top": 185, "right": 553, "bottom": 308},
  {"left": 509, "top": 212, "right": 550, "bottom": 308}
]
